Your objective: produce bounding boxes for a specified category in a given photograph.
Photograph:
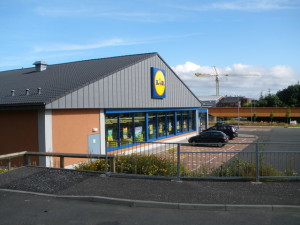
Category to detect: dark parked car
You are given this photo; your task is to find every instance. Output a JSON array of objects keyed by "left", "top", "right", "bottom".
[
  {"left": 204, "top": 124, "right": 238, "bottom": 140},
  {"left": 188, "top": 130, "right": 228, "bottom": 147},
  {"left": 215, "top": 121, "right": 226, "bottom": 126}
]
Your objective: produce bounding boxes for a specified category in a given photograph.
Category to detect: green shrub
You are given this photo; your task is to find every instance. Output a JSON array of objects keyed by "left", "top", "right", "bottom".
[
  {"left": 0, "top": 168, "right": 8, "bottom": 173},
  {"left": 284, "top": 169, "right": 299, "bottom": 176},
  {"left": 75, "top": 154, "right": 187, "bottom": 176},
  {"left": 213, "top": 159, "right": 256, "bottom": 177},
  {"left": 74, "top": 159, "right": 108, "bottom": 171},
  {"left": 75, "top": 155, "right": 297, "bottom": 178},
  {"left": 212, "top": 158, "right": 282, "bottom": 177},
  {"left": 181, "top": 166, "right": 211, "bottom": 177}
]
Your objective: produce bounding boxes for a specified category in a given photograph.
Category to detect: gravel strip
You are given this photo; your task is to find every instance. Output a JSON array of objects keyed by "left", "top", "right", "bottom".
[{"left": 1, "top": 166, "right": 299, "bottom": 205}]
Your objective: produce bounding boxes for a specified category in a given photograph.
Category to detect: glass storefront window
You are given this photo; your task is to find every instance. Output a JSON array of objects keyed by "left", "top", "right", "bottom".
[
  {"left": 189, "top": 111, "right": 195, "bottom": 130},
  {"left": 148, "top": 112, "right": 157, "bottom": 140},
  {"left": 105, "top": 114, "right": 119, "bottom": 148},
  {"left": 167, "top": 112, "right": 174, "bottom": 135},
  {"left": 105, "top": 109, "right": 196, "bottom": 149},
  {"left": 134, "top": 113, "right": 145, "bottom": 142},
  {"left": 182, "top": 111, "right": 188, "bottom": 132},
  {"left": 158, "top": 112, "right": 166, "bottom": 137},
  {"left": 177, "top": 112, "right": 182, "bottom": 133},
  {"left": 120, "top": 113, "right": 133, "bottom": 146}
]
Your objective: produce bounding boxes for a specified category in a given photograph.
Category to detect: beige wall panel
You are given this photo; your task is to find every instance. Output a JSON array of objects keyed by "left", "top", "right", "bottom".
[
  {"left": 52, "top": 109, "right": 100, "bottom": 167},
  {"left": 0, "top": 110, "right": 39, "bottom": 166}
]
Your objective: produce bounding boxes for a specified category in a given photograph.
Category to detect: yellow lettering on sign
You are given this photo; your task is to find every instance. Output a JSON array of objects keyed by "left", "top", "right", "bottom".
[{"left": 154, "top": 70, "right": 166, "bottom": 96}]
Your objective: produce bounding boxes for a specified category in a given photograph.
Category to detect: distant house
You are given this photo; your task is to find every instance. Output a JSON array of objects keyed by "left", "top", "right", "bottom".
[
  {"left": 0, "top": 53, "right": 204, "bottom": 167},
  {"left": 197, "top": 95, "right": 223, "bottom": 107},
  {"left": 217, "top": 96, "right": 252, "bottom": 107}
]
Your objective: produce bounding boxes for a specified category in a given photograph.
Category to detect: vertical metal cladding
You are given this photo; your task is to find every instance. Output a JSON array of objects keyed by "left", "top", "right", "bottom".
[{"left": 46, "top": 54, "right": 201, "bottom": 109}]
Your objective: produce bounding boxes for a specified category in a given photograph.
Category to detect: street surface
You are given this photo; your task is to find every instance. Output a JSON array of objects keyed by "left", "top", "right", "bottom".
[{"left": 0, "top": 190, "right": 299, "bottom": 225}]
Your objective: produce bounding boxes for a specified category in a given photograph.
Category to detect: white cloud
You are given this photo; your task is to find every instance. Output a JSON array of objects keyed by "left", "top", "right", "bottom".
[
  {"left": 33, "top": 34, "right": 197, "bottom": 53},
  {"left": 168, "top": 0, "right": 299, "bottom": 11},
  {"left": 212, "top": 0, "right": 298, "bottom": 11},
  {"left": 172, "top": 62, "right": 299, "bottom": 99},
  {"left": 0, "top": 52, "right": 83, "bottom": 71},
  {"left": 34, "top": 39, "right": 126, "bottom": 53},
  {"left": 34, "top": 6, "right": 152, "bottom": 19},
  {"left": 33, "top": 4, "right": 183, "bottom": 22}
]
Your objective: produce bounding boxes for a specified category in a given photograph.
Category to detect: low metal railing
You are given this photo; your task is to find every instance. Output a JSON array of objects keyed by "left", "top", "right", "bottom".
[
  {"left": 0, "top": 151, "right": 116, "bottom": 172},
  {"left": 0, "top": 151, "right": 27, "bottom": 171},
  {"left": 1, "top": 142, "right": 299, "bottom": 181},
  {"left": 105, "top": 141, "right": 300, "bottom": 181}
]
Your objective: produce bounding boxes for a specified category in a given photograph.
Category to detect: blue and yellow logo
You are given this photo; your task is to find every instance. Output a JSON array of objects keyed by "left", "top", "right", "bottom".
[{"left": 151, "top": 67, "right": 166, "bottom": 98}]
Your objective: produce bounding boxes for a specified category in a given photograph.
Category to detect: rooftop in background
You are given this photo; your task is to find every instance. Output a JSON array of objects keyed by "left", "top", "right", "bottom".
[
  {"left": 198, "top": 96, "right": 223, "bottom": 107},
  {"left": 217, "top": 96, "right": 252, "bottom": 107}
]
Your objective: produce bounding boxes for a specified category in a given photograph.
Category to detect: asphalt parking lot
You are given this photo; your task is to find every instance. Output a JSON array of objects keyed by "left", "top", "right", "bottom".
[
  {"left": 174, "top": 126, "right": 300, "bottom": 172},
  {"left": 178, "top": 135, "right": 257, "bottom": 172},
  {"left": 239, "top": 126, "right": 300, "bottom": 144}
]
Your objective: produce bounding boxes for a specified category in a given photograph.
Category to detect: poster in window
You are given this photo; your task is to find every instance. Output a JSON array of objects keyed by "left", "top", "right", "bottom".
[
  {"left": 135, "top": 126, "right": 143, "bottom": 138},
  {"left": 149, "top": 124, "right": 153, "bottom": 135},
  {"left": 123, "top": 127, "right": 128, "bottom": 139},
  {"left": 159, "top": 123, "right": 163, "bottom": 134},
  {"left": 168, "top": 122, "right": 172, "bottom": 131},
  {"left": 107, "top": 129, "right": 113, "bottom": 141},
  {"left": 177, "top": 121, "right": 180, "bottom": 130}
]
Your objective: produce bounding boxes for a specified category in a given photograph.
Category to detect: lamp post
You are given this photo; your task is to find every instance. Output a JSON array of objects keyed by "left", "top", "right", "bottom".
[
  {"left": 251, "top": 102, "right": 253, "bottom": 123},
  {"left": 237, "top": 96, "right": 240, "bottom": 129}
]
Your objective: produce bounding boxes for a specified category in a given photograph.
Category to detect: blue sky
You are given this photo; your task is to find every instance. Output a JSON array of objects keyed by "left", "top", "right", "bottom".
[{"left": 1, "top": 0, "right": 299, "bottom": 99}]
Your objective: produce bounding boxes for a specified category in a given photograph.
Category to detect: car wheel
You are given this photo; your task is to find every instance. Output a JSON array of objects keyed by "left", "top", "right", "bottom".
[
  {"left": 217, "top": 142, "right": 224, "bottom": 147},
  {"left": 191, "top": 140, "right": 197, "bottom": 146}
]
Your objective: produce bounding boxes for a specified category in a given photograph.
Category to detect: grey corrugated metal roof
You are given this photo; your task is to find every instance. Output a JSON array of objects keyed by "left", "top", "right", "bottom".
[{"left": 0, "top": 53, "right": 157, "bottom": 107}]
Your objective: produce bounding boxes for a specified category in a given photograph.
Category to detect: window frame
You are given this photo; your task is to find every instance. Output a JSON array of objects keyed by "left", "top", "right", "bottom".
[{"left": 105, "top": 108, "right": 197, "bottom": 151}]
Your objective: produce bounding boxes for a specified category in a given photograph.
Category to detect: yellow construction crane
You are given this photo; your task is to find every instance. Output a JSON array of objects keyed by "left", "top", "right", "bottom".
[{"left": 195, "top": 66, "right": 259, "bottom": 96}]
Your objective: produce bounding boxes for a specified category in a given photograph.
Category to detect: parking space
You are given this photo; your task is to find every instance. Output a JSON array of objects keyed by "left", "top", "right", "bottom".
[
  {"left": 177, "top": 126, "right": 300, "bottom": 173},
  {"left": 179, "top": 136, "right": 257, "bottom": 173},
  {"left": 239, "top": 127, "right": 272, "bottom": 132}
]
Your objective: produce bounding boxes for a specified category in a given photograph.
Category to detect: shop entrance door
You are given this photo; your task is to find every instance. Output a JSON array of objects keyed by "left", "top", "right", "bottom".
[
  {"left": 88, "top": 134, "right": 101, "bottom": 155},
  {"left": 198, "top": 116, "right": 202, "bottom": 132}
]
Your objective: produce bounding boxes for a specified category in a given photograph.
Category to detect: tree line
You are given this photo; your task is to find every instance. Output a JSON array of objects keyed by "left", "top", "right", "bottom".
[{"left": 243, "top": 83, "right": 300, "bottom": 107}]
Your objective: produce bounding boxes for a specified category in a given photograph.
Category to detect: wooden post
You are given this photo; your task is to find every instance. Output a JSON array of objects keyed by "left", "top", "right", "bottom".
[
  {"left": 8, "top": 159, "right": 11, "bottom": 170},
  {"left": 60, "top": 157, "right": 64, "bottom": 168},
  {"left": 110, "top": 157, "right": 115, "bottom": 173},
  {"left": 23, "top": 154, "right": 31, "bottom": 166}
]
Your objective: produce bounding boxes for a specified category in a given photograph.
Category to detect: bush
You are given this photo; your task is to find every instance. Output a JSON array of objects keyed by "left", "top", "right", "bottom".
[
  {"left": 0, "top": 168, "right": 8, "bottom": 173},
  {"left": 75, "top": 154, "right": 188, "bottom": 176},
  {"left": 212, "top": 159, "right": 256, "bottom": 177},
  {"left": 75, "top": 159, "right": 108, "bottom": 171},
  {"left": 212, "top": 158, "right": 281, "bottom": 177},
  {"left": 75, "top": 156, "right": 297, "bottom": 178}
]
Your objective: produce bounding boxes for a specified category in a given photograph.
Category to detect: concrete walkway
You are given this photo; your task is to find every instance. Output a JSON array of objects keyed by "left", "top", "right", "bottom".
[{"left": 0, "top": 166, "right": 299, "bottom": 211}]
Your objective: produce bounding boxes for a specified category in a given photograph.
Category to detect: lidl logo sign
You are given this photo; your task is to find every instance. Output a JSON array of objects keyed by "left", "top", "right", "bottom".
[{"left": 151, "top": 67, "right": 166, "bottom": 98}]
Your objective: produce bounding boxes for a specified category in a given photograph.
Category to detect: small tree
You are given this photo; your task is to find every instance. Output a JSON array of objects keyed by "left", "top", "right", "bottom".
[
  {"left": 286, "top": 108, "right": 291, "bottom": 124},
  {"left": 253, "top": 112, "right": 257, "bottom": 122},
  {"left": 270, "top": 111, "right": 274, "bottom": 123}
]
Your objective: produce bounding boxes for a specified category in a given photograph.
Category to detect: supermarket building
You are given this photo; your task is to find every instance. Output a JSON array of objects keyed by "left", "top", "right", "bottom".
[{"left": 0, "top": 53, "right": 206, "bottom": 166}]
